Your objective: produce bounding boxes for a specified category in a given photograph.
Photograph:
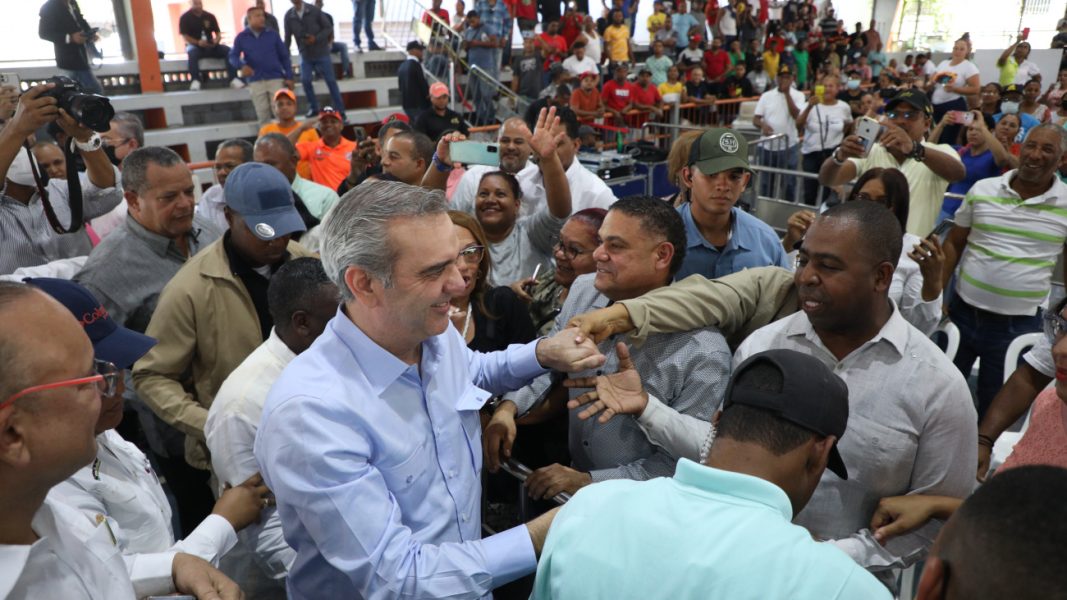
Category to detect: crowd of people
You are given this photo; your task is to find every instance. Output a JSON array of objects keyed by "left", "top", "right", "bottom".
[{"left": 8, "top": 0, "right": 1067, "bottom": 599}]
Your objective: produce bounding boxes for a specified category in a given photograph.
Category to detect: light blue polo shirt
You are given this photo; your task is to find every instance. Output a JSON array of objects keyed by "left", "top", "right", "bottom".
[
  {"left": 531, "top": 459, "right": 891, "bottom": 600},
  {"left": 675, "top": 203, "right": 790, "bottom": 281}
]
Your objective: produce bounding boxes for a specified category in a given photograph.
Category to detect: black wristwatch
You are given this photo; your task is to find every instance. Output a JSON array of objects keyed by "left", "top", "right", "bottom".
[{"left": 910, "top": 140, "right": 926, "bottom": 162}]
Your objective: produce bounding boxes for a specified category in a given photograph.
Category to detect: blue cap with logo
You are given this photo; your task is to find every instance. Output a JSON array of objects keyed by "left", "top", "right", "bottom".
[
  {"left": 224, "top": 162, "right": 307, "bottom": 241},
  {"left": 25, "top": 278, "right": 157, "bottom": 369}
]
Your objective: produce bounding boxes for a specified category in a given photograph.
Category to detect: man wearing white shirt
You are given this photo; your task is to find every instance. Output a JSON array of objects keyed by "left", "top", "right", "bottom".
[
  {"left": 447, "top": 111, "right": 616, "bottom": 216},
  {"left": 206, "top": 257, "right": 339, "bottom": 596},
  {"left": 31, "top": 277, "right": 267, "bottom": 597},
  {"left": 561, "top": 41, "right": 598, "bottom": 78},
  {"left": 197, "top": 139, "right": 253, "bottom": 233},
  {"left": 566, "top": 202, "right": 977, "bottom": 593},
  {"left": 0, "top": 282, "right": 240, "bottom": 600},
  {"left": 753, "top": 65, "right": 806, "bottom": 200}
]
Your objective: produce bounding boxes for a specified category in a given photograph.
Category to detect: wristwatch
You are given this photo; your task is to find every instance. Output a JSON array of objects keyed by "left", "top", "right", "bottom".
[
  {"left": 831, "top": 147, "right": 847, "bottom": 166},
  {"left": 910, "top": 140, "right": 926, "bottom": 162},
  {"left": 72, "top": 132, "right": 103, "bottom": 153}
]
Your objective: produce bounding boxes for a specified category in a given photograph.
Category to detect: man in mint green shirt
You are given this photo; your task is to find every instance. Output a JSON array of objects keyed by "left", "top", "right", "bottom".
[
  {"left": 254, "top": 133, "right": 339, "bottom": 220},
  {"left": 533, "top": 349, "right": 891, "bottom": 600}
]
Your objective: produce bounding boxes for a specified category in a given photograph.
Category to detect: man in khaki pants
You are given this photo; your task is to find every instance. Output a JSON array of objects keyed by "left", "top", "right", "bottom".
[{"left": 230, "top": 5, "right": 294, "bottom": 124}]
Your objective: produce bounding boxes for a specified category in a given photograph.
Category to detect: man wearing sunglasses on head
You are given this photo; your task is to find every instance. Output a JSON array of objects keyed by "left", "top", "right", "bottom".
[
  {"left": 0, "top": 281, "right": 242, "bottom": 599},
  {"left": 819, "top": 89, "right": 965, "bottom": 237}
]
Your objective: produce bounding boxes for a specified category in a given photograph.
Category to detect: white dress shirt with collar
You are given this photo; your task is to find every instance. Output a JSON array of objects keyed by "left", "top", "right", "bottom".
[
  {"left": 47, "top": 429, "right": 238, "bottom": 595},
  {"left": 196, "top": 184, "right": 229, "bottom": 234},
  {"left": 206, "top": 328, "right": 298, "bottom": 586},
  {"left": 735, "top": 303, "right": 977, "bottom": 589},
  {"left": 0, "top": 498, "right": 137, "bottom": 600}
]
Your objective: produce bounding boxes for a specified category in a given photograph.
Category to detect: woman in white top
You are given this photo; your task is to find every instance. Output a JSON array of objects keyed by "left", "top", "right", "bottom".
[
  {"left": 577, "top": 15, "right": 602, "bottom": 66},
  {"left": 796, "top": 74, "right": 853, "bottom": 206},
  {"left": 928, "top": 37, "right": 981, "bottom": 144},
  {"left": 472, "top": 108, "right": 573, "bottom": 286}
]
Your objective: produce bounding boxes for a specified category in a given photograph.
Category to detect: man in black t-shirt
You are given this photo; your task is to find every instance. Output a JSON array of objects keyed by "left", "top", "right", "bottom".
[
  {"left": 178, "top": 0, "right": 239, "bottom": 90},
  {"left": 512, "top": 37, "right": 544, "bottom": 100},
  {"left": 719, "top": 63, "right": 754, "bottom": 99},
  {"left": 414, "top": 82, "right": 470, "bottom": 142}
]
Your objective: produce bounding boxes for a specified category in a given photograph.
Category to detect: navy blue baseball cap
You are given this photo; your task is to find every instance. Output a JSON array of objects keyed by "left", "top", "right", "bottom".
[
  {"left": 224, "top": 162, "right": 306, "bottom": 241},
  {"left": 25, "top": 278, "right": 157, "bottom": 369}
]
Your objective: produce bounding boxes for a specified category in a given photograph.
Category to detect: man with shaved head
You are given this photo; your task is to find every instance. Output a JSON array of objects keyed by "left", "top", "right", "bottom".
[
  {"left": 0, "top": 282, "right": 240, "bottom": 598},
  {"left": 447, "top": 116, "right": 538, "bottom": 215}
]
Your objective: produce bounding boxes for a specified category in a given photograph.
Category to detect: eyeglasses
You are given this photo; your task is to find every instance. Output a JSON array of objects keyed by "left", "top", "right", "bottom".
[
  {"left": 1043, "top": 309, "right": 1067, "bottom": 345},
  {"left": 853, "top": 192, "right": 890, "bottom": 206},
  {"left": 458, "top": 244, "right": 485, "bottom": 264},
  {"left": 554, "top": 240, "right": 590, "bottom": 261},
  {"left": 1, "top": 359, "right": 120, "bottom": 411},
  {"left": 886, "top": 110, "right": 921, "bottom": 121}
]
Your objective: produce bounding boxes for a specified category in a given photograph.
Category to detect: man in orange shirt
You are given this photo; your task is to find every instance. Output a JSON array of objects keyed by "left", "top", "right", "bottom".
[
  {"left": 294, "top": 107, "right": 355, "bottom": 191},
  {"left": 258, "top": 88, "right": 319, "bottom": 179},
  {"left": 570, "top": 71, "right": 605, "bottom": 121}
]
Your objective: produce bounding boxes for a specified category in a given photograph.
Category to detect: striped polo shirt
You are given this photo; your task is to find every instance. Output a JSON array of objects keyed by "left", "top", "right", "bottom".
[{"left": 954, "top": 171, "right": 1067, "bottom": 315}]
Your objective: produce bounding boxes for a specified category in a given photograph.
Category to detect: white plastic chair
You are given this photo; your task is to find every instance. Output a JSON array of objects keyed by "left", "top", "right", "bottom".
[
  {"left": 988, "top": 332, "right": 1044, "bottom": 473},
  {"left": 933, "top": 321, "right": 960, "bottom": 362}
]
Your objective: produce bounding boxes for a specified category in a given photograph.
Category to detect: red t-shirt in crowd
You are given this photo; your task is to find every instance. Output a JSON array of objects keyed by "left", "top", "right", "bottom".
[
  {"left": 703, "top": 48, "right": 732, "bottom": 81},
  {"left": 539, "top": 33, "right": 568, "bottom": 69},
  {"left": 560, "top": 14, "right": 584, "bottom": 47},
  {"left": 506, "top": 0, "right": 537, "bottom": 21},
  {"left": 602, "top": 79, "right": 637, "bottom": 111},
  {"left": 631, "top": 83, "right": 662, "bottom": 106},
  {"left": 421, "top": 8, "right": 449, "bottom": 26}
]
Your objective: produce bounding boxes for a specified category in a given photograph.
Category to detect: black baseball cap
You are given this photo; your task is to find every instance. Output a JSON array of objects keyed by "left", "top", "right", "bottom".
[
  {"left": 887, "top": 89, "right": 933, "bottom": 116},
  {"left": 1002, "top": 83, "right": 1023, "bottom": 97},
  {"left": 25, "top": 278, "right": 157, "bottom": 369},
  {"left": 723, "top": 349, "right": 850, "bottom": 479}
]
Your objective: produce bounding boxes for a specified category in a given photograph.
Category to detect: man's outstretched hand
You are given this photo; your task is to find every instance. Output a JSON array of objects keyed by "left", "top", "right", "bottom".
[
  {"left": 564, "top": 342, "right": 648, "bottom": 423},
  {"left": 566, "top": 303, "right": 635, "bottom": 345},
  {"left": 535, "top": 326, "right": 607, "bottom": 373}
]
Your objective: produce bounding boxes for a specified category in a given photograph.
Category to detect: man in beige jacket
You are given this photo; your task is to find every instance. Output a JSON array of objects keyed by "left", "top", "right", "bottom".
[{"left": 133, "top": 163, "right": 314, "bottom": 474}]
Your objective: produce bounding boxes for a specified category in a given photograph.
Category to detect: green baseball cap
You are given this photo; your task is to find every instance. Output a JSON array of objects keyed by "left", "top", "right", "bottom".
[{"left": 688, "top": 128, "right": 750, "bottom": 175}]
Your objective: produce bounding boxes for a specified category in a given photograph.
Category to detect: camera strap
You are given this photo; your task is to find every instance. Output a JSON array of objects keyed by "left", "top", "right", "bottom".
[{"left": 23, "top": 140, "right": 84, "bottom": 234}]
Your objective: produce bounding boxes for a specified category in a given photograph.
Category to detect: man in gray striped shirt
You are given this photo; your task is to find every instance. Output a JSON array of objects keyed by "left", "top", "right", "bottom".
[
  {"left": 485, "top": 196, "right": 732, "bottom": 500},
  {"left": 0, "top": 84, "right": 121, "bottom": 274}
]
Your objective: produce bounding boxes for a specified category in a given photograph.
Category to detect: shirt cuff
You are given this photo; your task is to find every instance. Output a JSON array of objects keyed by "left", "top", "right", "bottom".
[
  {"left": 635, "top": 392, "right": 666, "bottom": 429},
  {"left": 482, "top": 523, "right": 538, "bottom": 588},
  {"left": 126, "top": 551, "right": 178, "bottom": 598},
  {"left": 171, "top": 514, "right": 239, "bottom": 565},
  {"left": 515, "top": 338, "right": 551, "bottom": 381}
]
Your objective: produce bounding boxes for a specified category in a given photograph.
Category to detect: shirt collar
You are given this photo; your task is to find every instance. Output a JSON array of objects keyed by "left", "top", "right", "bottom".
[
  {"left": 124, "top": 213, "right": 198, "bottom": 258},
  {"left": 329, "top": 307, "right": 447, "bottom": 395},
  {"left": 680, "top": 204, "right": 747, "bottom": 251},
  {"left": 672, "top": 458, "right": 792, "bottom": 520},
  {"left": 1001, "top": 170, "right": 1067, "bottom": 205},
  {"left": 0, "top": 500, "right": 63, "bottom": 599},
  {"left": 784, "top": 298, "right": 908, "bottom": 358},
  {"left": 265, "top": 328, "right": 298, "bottom": 364}
]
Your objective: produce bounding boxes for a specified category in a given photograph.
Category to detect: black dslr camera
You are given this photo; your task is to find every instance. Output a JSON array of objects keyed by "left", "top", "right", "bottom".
[{"left": 40, "top": 75, "right": 114, "bottom": 132}]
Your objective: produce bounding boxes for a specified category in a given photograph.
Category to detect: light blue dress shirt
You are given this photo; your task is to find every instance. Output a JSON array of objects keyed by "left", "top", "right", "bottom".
[
  {"left": 531, "top": 459, "right": 892, "bottom": 600},
  {"left": 674, "top": 204, "right": 790, "bottom": 281},
  {"left": 254, "top": 308, "right": 546, "bottom": 599}
]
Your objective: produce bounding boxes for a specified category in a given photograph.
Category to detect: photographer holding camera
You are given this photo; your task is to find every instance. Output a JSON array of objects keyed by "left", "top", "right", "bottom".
[
  {"left": 0, "top": 83, "right": 121, "bottom": 275},
  {"left": 38, "top": 0, "right": 104, "bottom": 95}
]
